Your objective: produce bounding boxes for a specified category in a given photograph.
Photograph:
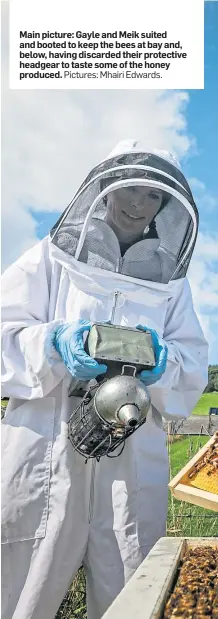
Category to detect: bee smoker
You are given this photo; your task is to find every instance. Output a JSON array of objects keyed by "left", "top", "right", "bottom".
[{"left": 68, "top": 323, "right": 155, "bottom": 461}]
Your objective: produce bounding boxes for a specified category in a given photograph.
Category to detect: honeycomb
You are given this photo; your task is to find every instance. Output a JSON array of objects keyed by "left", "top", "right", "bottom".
[
  {"left": 164, "top": 546, "right": 218, "bottom": 618},
  {"left": 187, "top": 433, "right": 218, "bottom": 495},
  {"left": 190, "top": 463, "right": 218, "bottom": 494}
]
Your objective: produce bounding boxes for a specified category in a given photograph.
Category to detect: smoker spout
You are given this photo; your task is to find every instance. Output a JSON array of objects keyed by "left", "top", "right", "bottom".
[{"left": 117, "top": 404, "right": 140, "bottom": 427}]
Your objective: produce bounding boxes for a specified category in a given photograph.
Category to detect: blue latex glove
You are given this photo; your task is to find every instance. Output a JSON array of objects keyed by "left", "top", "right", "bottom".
[
  {"left": 136, "top": 324, "right": 168, "bottom": 386},
  {"left": 53, "top": 319, "right": 107, "bottom": 380}
]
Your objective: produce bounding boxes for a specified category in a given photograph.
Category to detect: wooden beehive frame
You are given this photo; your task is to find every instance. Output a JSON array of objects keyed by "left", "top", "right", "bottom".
[
  {"left": 102, "top": 537, "right": 218, "bottom": 619},
  {"left": 169, "top": 432, "right": 218, "bottom": 512}
]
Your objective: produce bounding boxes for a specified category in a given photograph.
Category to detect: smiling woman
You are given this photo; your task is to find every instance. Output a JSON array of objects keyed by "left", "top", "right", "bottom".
[
  {"left": 51, "top": 145, "right": 198, "bottom": 284},
  {"left": 105, "top": 186, "right": 164, "bottom": 246}
]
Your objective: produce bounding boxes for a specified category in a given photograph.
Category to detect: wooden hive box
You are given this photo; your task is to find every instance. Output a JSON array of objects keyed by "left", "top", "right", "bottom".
[
  {"left": 169, "top": 432, "right": 218, "bottom": 512},
  {"left": 102, "top": 537, "right": 218, "bottom": 618}
]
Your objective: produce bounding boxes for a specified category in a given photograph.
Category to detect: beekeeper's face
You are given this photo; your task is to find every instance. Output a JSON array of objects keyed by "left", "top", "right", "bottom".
[{"left": 106, "top": 186, "right": 163, "bottom": 239}]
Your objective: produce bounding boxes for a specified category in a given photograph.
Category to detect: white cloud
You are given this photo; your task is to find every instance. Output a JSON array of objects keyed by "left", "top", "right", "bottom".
[
  {"left": 188, "top": 231, "right": 218, "bottom": 357},
  {"left": 195, "top": 232, "right": 218, "bottom": 261},
  {"left": 189, "top": 178, "right": 218, "bottom": 213},
  {"left": 189, "top": 177, "right": 206, "bottom": 192},
  {"left": 186, "top": 176, "right": 218, "bottom": 361}
]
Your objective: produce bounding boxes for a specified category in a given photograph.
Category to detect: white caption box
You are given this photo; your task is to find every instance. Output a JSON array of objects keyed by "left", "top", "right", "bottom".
[{"left": 9, "top": 0, "right": 204, "bottom": 90}]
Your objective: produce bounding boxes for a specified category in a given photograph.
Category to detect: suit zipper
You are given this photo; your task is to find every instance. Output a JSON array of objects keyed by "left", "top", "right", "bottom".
[
  {"left": 88, "top": 459, "right": 96, "bottom": 523},
  {"left": 110, "top": 259, "right": 124, "bottom": 324},
  {"left": 110, "top": 290, "right": 120, "bottom": 324},
  {"left": 89, "top": 259, "right": 124, "bottom": 521},
  {"left": 88, "top": 286, "right": 119, "bottom": 521}
]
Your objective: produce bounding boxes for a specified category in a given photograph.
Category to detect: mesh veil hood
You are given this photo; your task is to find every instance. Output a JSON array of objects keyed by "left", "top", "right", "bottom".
[{"left": 50, "top": 140, "right": 199, "bottom": 284}]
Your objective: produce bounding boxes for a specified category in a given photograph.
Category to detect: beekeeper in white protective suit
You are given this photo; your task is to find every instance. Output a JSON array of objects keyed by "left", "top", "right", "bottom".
[{"left": 1, "top": 140, "right": 208, "bottom": 619}]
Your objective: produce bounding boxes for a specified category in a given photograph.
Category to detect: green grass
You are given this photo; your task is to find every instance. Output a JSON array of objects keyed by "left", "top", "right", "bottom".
[
  {"left": 168, "top": 435, "right": 208, "bottom": 476},
  {"left": 56, "top": 570, "right": 87, "bottom": 619},
  {"left": 1, "top": 400, "right": 8, "bottom": 407},
  {"left": 167, "top": 435, "right": 217, "bottom": 538},
  {"left": 192, "top": 392, "right": 218, "bottom": 416}
]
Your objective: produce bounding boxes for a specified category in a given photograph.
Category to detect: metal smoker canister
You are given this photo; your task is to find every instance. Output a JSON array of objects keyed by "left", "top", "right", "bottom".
[
  {"left": 68, "top": 323, "right": 155, "bottom": 460},
  {"left": 68, "top": 368, "right": 151, "bottom": 459}
]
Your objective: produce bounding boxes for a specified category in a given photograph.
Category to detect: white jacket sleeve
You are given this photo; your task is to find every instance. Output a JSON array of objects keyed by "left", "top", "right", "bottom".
[
  {"left": 1, "top": 239, "right": 67, "bottom": 400},
  {"left": 148, "top": 278, "right": 208, "bottom": 420}
]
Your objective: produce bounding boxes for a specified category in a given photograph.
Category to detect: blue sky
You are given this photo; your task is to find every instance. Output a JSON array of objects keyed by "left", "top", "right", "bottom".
[
  {"left": 184, "top": 1, "right": 218, "bottom": 365},
  {"left": 183, "top": 1, "right": 218, "bottom": 219},
  {"left": 2, "top": 1, "right": 218, "bottom": 364}
]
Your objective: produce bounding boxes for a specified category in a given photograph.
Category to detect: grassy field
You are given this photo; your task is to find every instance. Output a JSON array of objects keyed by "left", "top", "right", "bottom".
[{"left": 192, "top": 392, "right": 218, "bottom": 415}]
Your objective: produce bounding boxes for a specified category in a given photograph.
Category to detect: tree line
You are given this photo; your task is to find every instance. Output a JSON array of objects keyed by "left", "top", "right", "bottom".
[{"left": 204, "top": 365, "right": 218, "bottom": 393}]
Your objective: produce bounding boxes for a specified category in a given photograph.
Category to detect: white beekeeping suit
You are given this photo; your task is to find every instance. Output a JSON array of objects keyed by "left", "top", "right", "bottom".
[{"left": 1, "top": 140, "right": 208, "bottom": 619}]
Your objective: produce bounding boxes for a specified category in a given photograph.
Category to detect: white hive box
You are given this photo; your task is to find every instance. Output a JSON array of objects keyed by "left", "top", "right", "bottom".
[{"left": 102, "top": 537, "right": 218, "bottom": 619}]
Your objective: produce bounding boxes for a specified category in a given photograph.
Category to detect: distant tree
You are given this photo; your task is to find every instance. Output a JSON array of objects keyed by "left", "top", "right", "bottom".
[{"left": 204, "top": 365, "right": 218, "bottom": 392}]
